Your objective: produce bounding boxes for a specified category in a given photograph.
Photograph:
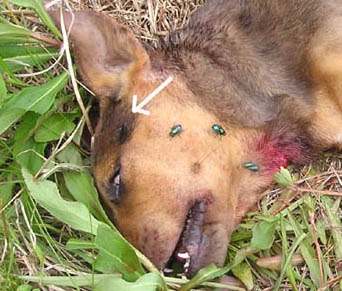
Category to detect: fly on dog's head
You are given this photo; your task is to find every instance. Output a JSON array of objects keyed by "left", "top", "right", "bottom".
[{"left": 50, "top": 11, "right": 268, "bottom": 276}]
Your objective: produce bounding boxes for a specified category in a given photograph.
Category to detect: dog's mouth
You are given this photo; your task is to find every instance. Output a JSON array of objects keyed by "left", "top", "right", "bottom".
[{"left": 166, "top": 200, "right": 209, "bottom": 277}]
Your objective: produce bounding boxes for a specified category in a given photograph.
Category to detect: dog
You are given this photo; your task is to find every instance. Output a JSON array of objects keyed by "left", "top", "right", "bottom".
[{"left": 50, "top": 0, "right": 342, "bottom": 277}]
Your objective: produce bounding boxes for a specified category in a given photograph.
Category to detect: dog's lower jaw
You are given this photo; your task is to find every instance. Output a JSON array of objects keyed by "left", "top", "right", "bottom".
[
  {"left": 169, "top": 200, "right": 232, "bottom": 277},
  {"left": 188, "top": 225, "right": 231, "bottom": 277},
  {"left": 172, "top": 227, "right": 229, "bottom": 277},
  {"left": 173, "top": 200, "right": 212, "bottom": 276}
]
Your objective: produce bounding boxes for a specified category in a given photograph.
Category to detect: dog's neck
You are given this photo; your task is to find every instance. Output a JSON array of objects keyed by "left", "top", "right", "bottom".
[
  {"left": 240, "top": 126, "right": 314, "bottom": 176},
  {"left": 253, "top": 132, "right": 311, "bottom": 174},
  {"left": 230, "top": 126, "right": 314, "bottom": 223}
]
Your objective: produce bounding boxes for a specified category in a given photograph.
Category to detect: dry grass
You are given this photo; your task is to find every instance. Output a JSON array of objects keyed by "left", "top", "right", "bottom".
[{"left": 65, "top": 0, "right": 205, "bottom": 45}]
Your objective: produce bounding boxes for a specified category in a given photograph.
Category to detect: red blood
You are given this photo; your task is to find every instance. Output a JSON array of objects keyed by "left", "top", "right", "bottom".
[{"left": 255, "top": 133, "right": 310, "bottom": 175}]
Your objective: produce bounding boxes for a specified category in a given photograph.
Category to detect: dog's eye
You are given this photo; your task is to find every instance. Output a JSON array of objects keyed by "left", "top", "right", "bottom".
[{"left": 108, "top": 165, "right": 124, "bottom": 204}]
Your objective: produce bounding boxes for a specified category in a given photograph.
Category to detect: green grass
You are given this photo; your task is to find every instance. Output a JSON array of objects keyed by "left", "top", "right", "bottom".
[{"left": 0, "top": 1, "right": 342, "bottom": 290}]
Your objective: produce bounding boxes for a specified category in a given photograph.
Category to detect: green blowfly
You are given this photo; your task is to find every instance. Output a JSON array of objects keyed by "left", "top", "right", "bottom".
[
  {"left": 212, "top": 124, "right": 226, "bottom": 136},
  {"left": 169, "top": 124, "right": 183, "bottom": 137},
  {"left": 243, "top": 162, "right": 260, "bottom": 172}
]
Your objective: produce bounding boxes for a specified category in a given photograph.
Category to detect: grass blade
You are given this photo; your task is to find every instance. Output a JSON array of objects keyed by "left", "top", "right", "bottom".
[
  {"left": 22, "top": 167, "right": 100, "bottom": 235},
  {"left": 7, "top": 0, "right": 62, "bottom": 38},
  {"left": 273, "top": 233, "right": 306, "bottom": 291},
  {"left": 0, "top": 72, "right": 69, "bottom": 135},
  {"left": 94, "top": 223, "right": 146, "bottom": 282},
  {"left": 19, "top": 274, "right": 121, "bottom": 287},
  {"left": 287, "top": 209, "right": 321, "bottom": 287}
]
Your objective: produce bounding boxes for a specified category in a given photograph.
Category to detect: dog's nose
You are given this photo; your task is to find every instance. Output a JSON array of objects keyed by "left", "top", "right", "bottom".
[{"left": 197, "top": 190, "right": 215, "bottom": 206}]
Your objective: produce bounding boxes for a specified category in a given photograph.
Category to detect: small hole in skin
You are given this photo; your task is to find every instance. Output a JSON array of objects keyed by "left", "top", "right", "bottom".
[{"left": 191, "top": 162, "right": 201, "bottom": 174}]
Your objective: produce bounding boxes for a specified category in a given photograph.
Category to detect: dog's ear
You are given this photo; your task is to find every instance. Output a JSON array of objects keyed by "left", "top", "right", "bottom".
[{"left": 49, "top": 10, "right": 149, "bottom": 101}]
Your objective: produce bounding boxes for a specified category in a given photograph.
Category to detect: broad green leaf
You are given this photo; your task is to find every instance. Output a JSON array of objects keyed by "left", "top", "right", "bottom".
[
  {"left": 0, "top": 74, "right": 6, "bottom": 105},
  {"left": 0, "top": 175, "right": 15, "bottom": 205},
  {"left": 0, "top": 107, "right": 25, "bottom": 134},
  {"left": 316, "top": 220, "right": 327, "bottom": 245},
  {"left": 17, "top": 286, "right": 32, "bottom": 291},
  {"left": 0, "top": 72, "right": 69, "bottom": 135},
  {"left": 7, "top": 0, "right": 62, "bottom": 38},
  {"left": 1, "top": 51, "right": 58, "bottom": 73},
  {"left": 63, "top": 170, "right": 109, "bottom": 223},
  {"left": 94, "top": 224, "right": 145, "bottom": 282},
  {"left": 22, "top": 168, "right": 100, "bottom": 235},
  {"left": 0, "top": 23, "right": 31, "bottom": 39},
  {"left": 230, "top": 228, "right": 252, "bottom": 242},
  {"left": 0, "top": 23, "right": 38, "bottom": 44},
  {"left": 19, "top": 274, "right": 121, "bottom": 287},
  {"left": 57, "top": 142, "right": 83, "bottom": 166},
  {"left": 57, "top": 144, "right": 110, "bottom": 223},
  {"left": 0, "top": 45, "right": 58, "bottom": 73},
  {"left": 274, "top": 167, "right": 293, "bottom": 187},
  {"left": 34, "top": 113, "right": 76, "bottom": 142},
  {"left": 14, "top": 112, "right": 45, "bottom": 174},
  {"left": 94, "top": 273, "right": 166, "bottom": 291},
  {"left": 232, "top": 262, "right": 253, "bottom": 290},
  {"left": 250, "top": 220, "right": 278, "bottom": 250},
  {"left": 8, "top": 71, "right": 69, "bottom": 114},
  {"left": 14, "top": 111, "right": 40, "bottom": 156},
  {"left": 13, "top": 94, "right": 76, "bottom": 150},
  {"left": 253, "top": 215, "right": 279, "bottom": 223},
  {"left": 16, "top": 137, "right": 46, "bottom": 174},
  {"left": 0, "top": 56, "right": 28, "bottom": 84},
  {"left": 179, "top": 264, "right": 232, "bottom": 291},
  {"left": 0, "top": 36, "right": 39, "bottom": 44},
  {"left": 0, "top": 45, "right": 56, "bottom": 58},
  {"left": 38, "top": 163, "right": 85, "bottom": 180}
]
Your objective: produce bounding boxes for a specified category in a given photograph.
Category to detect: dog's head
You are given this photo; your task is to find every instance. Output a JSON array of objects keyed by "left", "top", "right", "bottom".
[{"left": 50, "top": 11, "right": 275, "bottom": 276}]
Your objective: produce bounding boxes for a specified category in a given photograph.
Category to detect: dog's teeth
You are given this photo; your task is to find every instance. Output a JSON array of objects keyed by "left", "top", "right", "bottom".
[
  {"left": 177, "top": 252, "right": 190, "bottom": 259},
  {"left": 163, "top": 268, "right": 173, "bottom": 273},
  {"left": 184, "top": 259, "right": 190, "bottom": 274}
]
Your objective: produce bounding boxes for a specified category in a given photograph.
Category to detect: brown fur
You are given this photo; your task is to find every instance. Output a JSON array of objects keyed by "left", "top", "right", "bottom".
[{"left": 50, "top": 0, "right": 342, "bottom": 276}]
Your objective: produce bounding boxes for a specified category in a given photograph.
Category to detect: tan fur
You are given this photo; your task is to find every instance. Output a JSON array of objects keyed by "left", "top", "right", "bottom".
[{"left": 307, "top": 25, "right": 342, "bottom": 148}]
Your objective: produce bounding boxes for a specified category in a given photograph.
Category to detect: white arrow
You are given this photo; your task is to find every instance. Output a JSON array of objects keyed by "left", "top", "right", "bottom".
[{"left": 132, "top": 76, "right": 173, "bottom": 115}]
